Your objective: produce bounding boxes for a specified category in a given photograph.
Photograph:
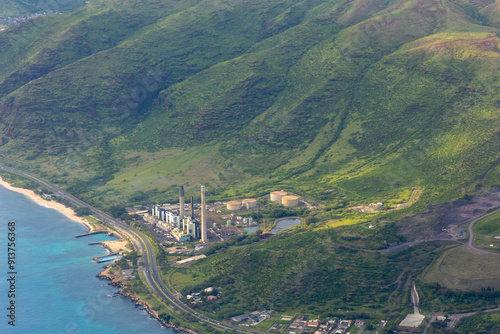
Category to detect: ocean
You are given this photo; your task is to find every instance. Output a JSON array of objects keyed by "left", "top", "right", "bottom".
[{"left": 0, "top": 185, "right": 174, "bottom": 333}]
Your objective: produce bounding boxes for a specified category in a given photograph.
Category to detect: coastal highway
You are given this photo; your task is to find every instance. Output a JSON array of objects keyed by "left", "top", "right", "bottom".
[{"left": 0, "top": 165, "right": 252, "bottom": 334}]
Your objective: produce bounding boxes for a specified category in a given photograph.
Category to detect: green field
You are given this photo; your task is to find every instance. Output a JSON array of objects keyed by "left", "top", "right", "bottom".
[
  {"left": 422, "top": 245, "right": 500, "bottom": 291},
  {"left": 473, "top": 235, "right": 500, "bottom": 253},
  {"left": 349, "top": 325, "right": 361, "bottom": 334},
  {"left": 254, "top": 317, "right": 277, "bottom": 331},
  {"left": 104, "top": 145, "right": 221, "bottom": 197},
  {"left": 474, "top": 211, "right": 500, "bottom": 236}
]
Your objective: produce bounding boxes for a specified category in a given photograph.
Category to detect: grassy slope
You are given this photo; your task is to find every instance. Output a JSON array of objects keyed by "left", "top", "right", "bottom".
[
  {"left": 173, "top": 229, "right": 445, "bottom": 319},
  {"left": 138, "top": 0, "right": 500, "bottom": 207},
  {"left": 1, "top": 0, "right": 333, "bottom": 196},
  {"left": 422, "top": 245, "right": 500, "bottom": 290},
  {"left": 0, "top": 0, "right": 497, "bottom": 208},
  {"left": 474, "top": 210, "right": 500, "bottom": 235}
]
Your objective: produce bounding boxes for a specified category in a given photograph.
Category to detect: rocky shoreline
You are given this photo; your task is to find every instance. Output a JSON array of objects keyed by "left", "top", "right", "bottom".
[
  {"left": 0, "top": 175, "right": 200, "bottom": 333},
  {"left": 97, "top": 267, "right": 197, "bottom": 334},
  {"left": 0, "top": 174, "right": 197, "bottom": 333}
]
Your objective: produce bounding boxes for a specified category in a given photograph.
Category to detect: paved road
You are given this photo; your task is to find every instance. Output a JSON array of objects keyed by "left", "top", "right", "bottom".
[{"left": 0, "top": 165, "right": 252, "bottom": 334}]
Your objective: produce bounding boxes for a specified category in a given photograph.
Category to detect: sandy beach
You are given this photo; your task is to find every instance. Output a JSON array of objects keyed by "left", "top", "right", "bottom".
[
  {"left": 0, "top": 176, "right": 133, "bottom": 253},
  {"left": 101, "top": 239, "right": 132, "bottom": 253},
  {"left": 0, "top": 176, "right": 94, "bottom": 232}
]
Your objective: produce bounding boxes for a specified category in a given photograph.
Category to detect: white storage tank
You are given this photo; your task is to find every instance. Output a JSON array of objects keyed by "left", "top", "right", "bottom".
[
  {"left": 242, "top": 198, "right": 257, "bottom": 209},
  {"left": 227, "top": 200, "right": 242, "bottom": 211},
  {"left": 270, "top": 190, "right": 287, "bottom": 202},
  {"left": 282, "top": 195, "right": 299, "bottom": 207}
]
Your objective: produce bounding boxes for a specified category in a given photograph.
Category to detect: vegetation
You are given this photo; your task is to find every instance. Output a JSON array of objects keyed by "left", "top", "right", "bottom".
[
  {"left": 74, "top": 206, "right": 91, "bottom": 216},
  {"left": 454, "top": 310, "right": 500, "bottom": 333},
  {"left": 474, "top": 211, "right": 500, "bottom": 236},
  {"left": 0, "top": 0, "right": 497, "bottom": 210},
  {"left": 0, "top": 170, "right": 42, "bottom": 190},
  {"left": 419, "top": 282, "right": 500, "bottom": 314},
  {"left": 169, "top": 230, "right": 480, "bottom": 321},
  {"left": 422, "top": 245, "right": 500, "bottom": 291}
]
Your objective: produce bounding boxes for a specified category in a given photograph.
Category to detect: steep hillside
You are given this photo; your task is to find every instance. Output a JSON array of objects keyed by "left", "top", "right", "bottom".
[{"left": 0, "top": 0, "right": 498, "bottom": 208}]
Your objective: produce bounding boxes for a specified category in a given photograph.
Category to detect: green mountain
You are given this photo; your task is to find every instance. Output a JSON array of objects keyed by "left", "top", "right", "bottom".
[{"left": 0, "top": 0, "right": 499, "bottom": 208}]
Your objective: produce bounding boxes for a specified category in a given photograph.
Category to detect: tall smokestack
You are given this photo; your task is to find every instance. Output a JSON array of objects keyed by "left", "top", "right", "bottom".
[
  {"left": 179, "top": 186, "right": 185, "bottom": 220},
  {"left": 191, "top": 196, "right": 194, "bottom": 219},
  {"left": 201, "top": 185, "right": 207, "bottom": 243}
]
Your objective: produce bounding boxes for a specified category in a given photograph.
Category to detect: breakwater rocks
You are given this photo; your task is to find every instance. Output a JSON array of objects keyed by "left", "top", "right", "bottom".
[{"left": 97, "top": 268, "right": 197, "bottom": 334}]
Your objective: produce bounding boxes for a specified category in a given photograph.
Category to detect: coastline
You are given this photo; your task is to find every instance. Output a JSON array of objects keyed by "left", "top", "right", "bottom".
[
  {"left": 0, "top": 176, "right": 94, "bottom": 232},
  {"left": 0, "top": 176, "right": 133, "bottom": 254},
  {"left": 0, "top": 175, "right": 196, "bottom": 333}
]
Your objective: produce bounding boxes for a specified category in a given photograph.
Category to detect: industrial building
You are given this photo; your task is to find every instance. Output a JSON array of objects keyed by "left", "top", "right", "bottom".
[
  {"left": 152, "top": 206, "right": 181, "bottom": 228},
  {"left": 150, "top": 185, "right": 206, "bottom": 242}
]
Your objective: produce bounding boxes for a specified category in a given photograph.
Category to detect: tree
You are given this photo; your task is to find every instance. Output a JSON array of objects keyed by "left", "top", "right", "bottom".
[
  {"left": 75, "top": 206, "right": 91, "bottom": 216},
  {"left": 159, "top": 313, "right": 171, "bottom": 323},
  {"left": 108, "top": 205, "right": 127, "bottom": 218}
]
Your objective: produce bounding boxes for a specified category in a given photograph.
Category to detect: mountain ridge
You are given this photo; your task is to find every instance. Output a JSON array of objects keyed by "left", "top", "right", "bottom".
[{"left": 0, "top": 0, "right": 498, "bottom": 208}]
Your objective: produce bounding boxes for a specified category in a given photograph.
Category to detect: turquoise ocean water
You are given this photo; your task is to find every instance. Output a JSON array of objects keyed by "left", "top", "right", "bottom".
[{"left": 0, "top": 185, "right": 173, "bottom": 333}]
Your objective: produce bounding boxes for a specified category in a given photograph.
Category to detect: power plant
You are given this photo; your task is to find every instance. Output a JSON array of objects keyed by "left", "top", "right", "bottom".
[
  {"left": 192, "top": 196, "right": 201, "bottom": 240},
  {"left": 148, "top": 186, "right": 303, "bottom": 244},
  {"left": 150, "top": 185, "right": 206, "bottom": 242},
  {"left": 191, "top": 196, "right": 195, "bottom": 219}
]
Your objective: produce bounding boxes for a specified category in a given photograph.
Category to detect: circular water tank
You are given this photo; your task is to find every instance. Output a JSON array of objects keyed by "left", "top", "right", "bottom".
[
  {"left": 270, "top": 190, "right": 287, "bottom": 202},
  {"left": 242, "top": 198, "right": 257, "bottom": 209},
  {"left": 227, "top": 200, "right": 242, "bottom": 211},
  {"left": 282, "top": 195, "right": 299, "bottom": 207}
]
